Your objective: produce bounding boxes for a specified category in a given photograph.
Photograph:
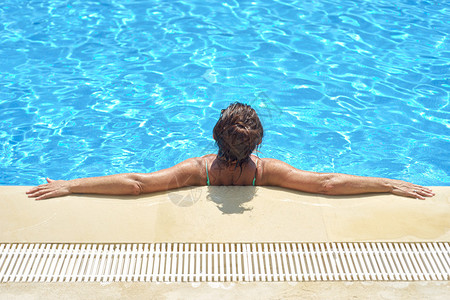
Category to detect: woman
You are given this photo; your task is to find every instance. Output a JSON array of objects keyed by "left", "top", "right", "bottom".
[{"left": 27, "top": 102, "right": 434, "bottom": 201}]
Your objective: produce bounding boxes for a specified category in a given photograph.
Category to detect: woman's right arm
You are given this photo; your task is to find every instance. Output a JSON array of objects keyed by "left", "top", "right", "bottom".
[
  {"left": 259, "top": 158, "right": 434, "bottom": 199},
  {"left": 27, "top": 157, "right": 204, "bottom": 200}
]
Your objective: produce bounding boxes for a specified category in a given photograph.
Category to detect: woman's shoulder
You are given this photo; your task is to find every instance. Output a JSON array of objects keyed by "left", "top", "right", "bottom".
[
  {"left": 181, "top": 156, "right": 209, "bottom": 167},
  {"left": 257, "top": 157, "right": 289, "bottom": 168},
  {"left": 190, "top": 154, "right": 217, "bottom": 169},
  {"left": 198, "top": 154, "right": 216, "bottom": 164},
  {"left": 255, "top": 157, "right": 298, "bottom": 185}
]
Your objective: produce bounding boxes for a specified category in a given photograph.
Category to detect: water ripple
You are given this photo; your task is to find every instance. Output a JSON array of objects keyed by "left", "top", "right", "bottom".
[{"left": 0, "top": 0, "right": 449, "bottom": 185}]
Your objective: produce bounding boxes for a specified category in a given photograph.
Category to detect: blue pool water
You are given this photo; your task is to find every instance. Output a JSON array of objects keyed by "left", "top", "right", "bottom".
[{"left": 0, "top": 0, "right": 449, "bottom": 186}]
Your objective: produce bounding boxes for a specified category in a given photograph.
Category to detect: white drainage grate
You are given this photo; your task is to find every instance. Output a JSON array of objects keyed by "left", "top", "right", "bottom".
[{"left": 1, "top": 242, "right": 449, "bottom": 282}]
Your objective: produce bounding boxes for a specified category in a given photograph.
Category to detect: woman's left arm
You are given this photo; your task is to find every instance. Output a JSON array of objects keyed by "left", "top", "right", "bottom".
[
  {"left": 26, "top": 157, "right": 203, "bottom": 200},
  {"left": 259, "top": 158, "right": 434, "bottom": 200},
  {"left": 318, "top": 173, "right": 435, "bottom": 200}
]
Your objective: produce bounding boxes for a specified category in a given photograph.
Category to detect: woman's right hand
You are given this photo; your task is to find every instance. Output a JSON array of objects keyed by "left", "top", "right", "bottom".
[{"left": 26, "top": 178, "right": 72, "bottom": 200}]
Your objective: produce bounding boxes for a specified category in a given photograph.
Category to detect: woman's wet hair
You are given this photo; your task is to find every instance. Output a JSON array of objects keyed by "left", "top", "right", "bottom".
[{"left": 213, "top": 102, "right": 264, "bottom": 168}]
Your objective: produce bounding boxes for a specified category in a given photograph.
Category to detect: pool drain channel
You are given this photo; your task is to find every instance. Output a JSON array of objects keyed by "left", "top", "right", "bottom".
[{"left": 1, "top": 242, "right": 449, "bottom": 282}]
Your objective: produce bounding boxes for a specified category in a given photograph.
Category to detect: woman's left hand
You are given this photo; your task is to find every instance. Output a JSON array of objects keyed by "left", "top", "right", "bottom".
[
  {"left": 390, "top": 180, "right": 435, "bottom": 200},
  {"left": 26, "top": 178, "right": 72, "bottom": 200}
]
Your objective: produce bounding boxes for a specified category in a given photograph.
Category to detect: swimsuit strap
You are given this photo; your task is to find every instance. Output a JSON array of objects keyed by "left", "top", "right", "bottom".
[
  {"left": 205, "top": 160, "right": 210, "bottom": 186},
  {"left": 252, "top": 158, "right": 258, "bottom": 186}
]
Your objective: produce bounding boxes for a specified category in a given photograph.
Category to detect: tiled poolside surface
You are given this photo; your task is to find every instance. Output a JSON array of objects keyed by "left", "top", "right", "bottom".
[{"left": 1, "top": 186, "right": 449, "bottom": 298}]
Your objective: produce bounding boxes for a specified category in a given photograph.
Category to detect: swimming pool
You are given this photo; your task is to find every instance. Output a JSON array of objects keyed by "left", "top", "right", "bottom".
[{"left": 0, "top": 0, "right": 449, "bottom": 186}]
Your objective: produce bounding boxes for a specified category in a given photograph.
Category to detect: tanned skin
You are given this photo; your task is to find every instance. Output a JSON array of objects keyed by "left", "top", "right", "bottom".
[{"left": 27, "top": 155, "right": 434, "bottom": 201}]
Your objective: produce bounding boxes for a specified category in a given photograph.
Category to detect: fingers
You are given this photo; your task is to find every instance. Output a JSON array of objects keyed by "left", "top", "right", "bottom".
[
  {"left": 392, "top": 182, "right": 435, "bottom": 200},
  {"left": 26, "top": 185, "right": 48, "bottom": 196},
  {"left": 26, "top": 186, "right": 43, "bottom": 195},
  {"left": 412, "top": 192, "right": 425, "bottom": 200},
  {"left": 26, "top": 184, "right": 55, "bottom": 200},
  {"left": 36, "top": 191, "right": 59, "bottom": 201},
  {"left": 410, "top": 186, "right": 435, "bottom": 200},
  {"left": 412, "top": 184, "right": 434, "bottom": 193},
  {"left": 26, "top": 178, "right": 56, "bottom": 194},
  {"left": 26, "top": 187, "right": 50, "bottom": 199},
  {"left": 27, "top": 188, "right": 62, "bottom": 201},
  {"left": 26, "top": 179, "right": 69, "bottom": 200},
  {"left": 26, "top": 179, "right": 56, "bottom": 198}
]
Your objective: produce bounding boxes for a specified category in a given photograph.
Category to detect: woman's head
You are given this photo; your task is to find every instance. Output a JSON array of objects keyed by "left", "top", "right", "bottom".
[{"left": 213, "top": 102, "right": 264, "bottom": 166}]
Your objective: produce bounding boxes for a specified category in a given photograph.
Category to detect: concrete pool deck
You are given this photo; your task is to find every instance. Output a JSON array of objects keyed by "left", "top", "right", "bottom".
[{"left": 1, "top": 186, "right": 449, "bottom": 298}]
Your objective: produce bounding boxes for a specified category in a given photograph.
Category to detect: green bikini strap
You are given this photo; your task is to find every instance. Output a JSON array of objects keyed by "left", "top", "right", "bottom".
[
  {"left": 205, "top": 161, "right": 210, "bottom": 186},
  {"left": 252, "top": 158, "right": 258, "bottom": 186}
]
